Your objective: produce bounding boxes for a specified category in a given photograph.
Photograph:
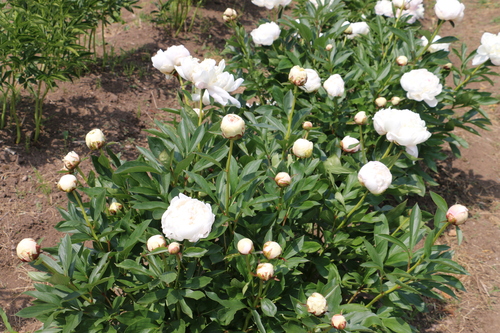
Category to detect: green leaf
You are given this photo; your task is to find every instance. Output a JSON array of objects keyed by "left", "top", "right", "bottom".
[
  {"left": 261, "top": 298, "right": 277, "bottom": 317},
  {"left": 16, "top": 303, "right": 59, "bottom": 318},
  {"left": 408, "top": 204, "right": 422, "bottom": 252},
  {"left": 302, "top": 241, "right": 322, "bottom": 253},
  {"left": 252, "top": 309, "right": 266, "bottom": 332},
  {"left": 183, "top": 247, "right": 208, "bottom": 258},
  {"left": 430, "top": 191, "right": 448, "bottom": 213},
  {"left": 114, "top": 161, "right": 160, "bottom": 174},
  {"left": 364, "top": 239, "right": 384, "bottom": 272}
]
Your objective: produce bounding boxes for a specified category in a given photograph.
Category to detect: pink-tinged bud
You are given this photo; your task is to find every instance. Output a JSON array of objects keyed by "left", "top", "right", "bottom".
[
  {"left": 326, "top": 44, "right": 333, "bottom": 51},
  {"left": 57, "top": 174, "right": 78, "bottom": 192},
  {"left": 302, "top": 121, "right": 313, "bottom": 130},
  {"left": 354, "top": 111, "right": 368, "bottom": 125},
  {"left": 375, "top": 97, "right": 387, "bottom": 107},
  {"left": 306, "top": 292, "right": 328, "bottom": 316},
  {"left": 237, "top": 238, "right": 254, "bottom": 255},
  {"left": 331, "top": 314, "right": 347, "bottom": 330},
  {"left": 168, "top": 242, "right": 181, "bottom": 254},
  {"left": 222, "top": 8, "right": 237, "bottom": 22},
  {"left": 292, "top": 138, "right": 313, "bottom": 158},
  {"left": 390, "top": 96, "right": 402, "bottom": 105},
  {"left": 396, "top": 55, "right": 408, "bottom": 66},
  {"left": 221, "top": 114, "right": 245, "bottom": 140},
  {"left": 289, "top": 66, "right": 308, "bottom": 86},
  {"left": 340, "top": 136, "right": 360, "bottom": 153},
  {"left": 109, "top": 202, "right": 123, "bottom": 215},
  {"left": 446, "top": 204, "right": 468, "bottom": 225},
  {"left": 16, "top": 238, "right": 41, "bottom": 262},
  {"left": 85, "top": 129, "right": 106, "bottom": 150},
  {"left": 256, "top": 263, "right": 274, "bottom": 281},
  {"left": 275, "top": 172, "right": 292, "bottom": 188},
  {"left": 263, "top": 241, "right": 282, "bottom": 259},
  {"left": 62, "top": 151, "right": 80, "bottom": 170},
  {"left": 147, "top": 235, "right": 167, "bottom": 251}
]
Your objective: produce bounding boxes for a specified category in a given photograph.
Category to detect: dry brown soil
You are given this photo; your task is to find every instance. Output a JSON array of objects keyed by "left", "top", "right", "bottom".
[{"left": 1, "top": 0, "right": 500, "bottom": 332}]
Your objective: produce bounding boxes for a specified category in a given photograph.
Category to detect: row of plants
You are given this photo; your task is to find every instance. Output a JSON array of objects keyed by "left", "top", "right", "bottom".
[{"left": 10, "top": 0, "right": 500, "bottom": 332}]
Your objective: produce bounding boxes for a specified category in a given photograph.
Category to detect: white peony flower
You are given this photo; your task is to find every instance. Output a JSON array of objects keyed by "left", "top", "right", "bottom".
[
  {"left": 16, "top": 238, "right": 41, "bottom": 262},
  {"left": 401, "top": 0, "right": 424, "bottom": 23},
  {"left": 374, "top": 0, "right": 394, "bottom": 17},
  {"left": 472, "top": 32, "right": 500, "bottom": 66},
  {"left": 289, "top": 66, "right": 308, "bottom": 86},
  {"left": 251, "top": 0, "right": 291, "bottom": 10},
  {"left": 306, "top": 293, "right": 328, "bottom": 316},
  {"left": 375, "top": 0, "right": 424, "bottom": 24},
  {"left": 344, "top": 22, "right": 370, "bottom": 39},
  {"left": 331, "top": 314, "right": 347, "bottom": 330},
  {"left": 251, "top": 22, "right": 281, "bottom": 46},
  {"left": 221, "top": 114, "right": 245, "bottom": 140},
  {"left": 58, "top": 174, "right": 78, "bottom": 192},
  {"left": 373, "top": 108, "right": 431, "bottom": 157},
  {"left": 62, "top": 151, "right": 80, "bottom": 170},
  {"left": 340, "top": 136, "right": 360, "bottom": 153},
  {"left": 161, "top": 194, "right": 215, "bottom": 243},
  {"left": 323, "top": 74, "right": 344, "bottom": 98},
  {"left": 354, "top": 111, "right": 368, "bottom": 125},
  {"left": 446, "top": 204, "right": 468, "bottom": 225},
  {"left": 421, "top": 35, "right": 450, "bottom": 53},
  {"left": 85, "top": 129, "right": 106, "bottom": 150},
  {"left": 292, "top": 138, "right": 314, "bottom": 158},
  {"left": 109, "top": 202, "right": 123, "bottom": 215},
  {"left": 358, "top": 161, "right": 392, "bottom": 195},
  {"left": 256, "top": 263, "right": 274, "bottom": 281},
  {"left": 400, "top": 69, "right": 442, "bottom": 107},
  {"left": 300, "top": 69, "right": 322, "bottom": 93},
  {"left": 275, "top": 172, "right": 292, "bottom": 187},
  {"left": 147, "top": 235, "right": 167, "bottom": 251},
  {"left": 434, "top": 0, "right": 465, "bottom": 21},
  {"left": 263, "top": 241, "right": 282, "bottom": 259},
  {"left": 237, "top": 238, "right": 254, "bottom": 255},
  {"left": 223, "top": 8, "right": 237, "bottom": 22},
  {"left": 151, "top": 46, "right": 190, "bottom": 79}
]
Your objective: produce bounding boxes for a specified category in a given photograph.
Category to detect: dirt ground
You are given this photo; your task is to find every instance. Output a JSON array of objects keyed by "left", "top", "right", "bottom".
[{"left": 1, "top": 0, "right": 500, "bottom": 332}]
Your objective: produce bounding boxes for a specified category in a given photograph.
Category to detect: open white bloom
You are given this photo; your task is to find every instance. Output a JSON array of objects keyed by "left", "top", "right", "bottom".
[
  {"left": 161, "top": 194, "right": 215, "bottom": 243},
  {"left": 307, "top": 293, "right": 328, "bottom": 316},
  {"left": 358, "top": 161, "right": 392, "bottom": 195},
  {"left": 292, "top": 138, "right": 314, "bottom": 158},
  {"left": 300, "top": 69, "right": 322, "bottom": 93},
  {"left": 175, "top": 57, "right": 243, "bottom": 107},
  {"left": 344, "top": 22, "right": 370, "bottom": 39},
  {"left": 400, "top": 69, "right": 442, "bottom": 107},
  {"left": 62, "top": 151, "right": 80, "bottom": 170},
  {"left": 375, "top": 0, "right": 424, "bottom": 23},
  {"left": 86, "top": 129, "right": 106, "bottom": 150},
  {"left": 340, "top": 136, "right": 360, "bottom": 153},
  {"left": 252, "top": 0, "right": 291, "bottom": 10},
  {"left": 420, "top": 35, "right": 450, "bottom": 53},
  {"left": 434, "top": 0, "right": 465, "bottom": 21},
  {"left": 58, "top": 174, "right": 78, "bottom": 192},
  {"left": 251, "top": 22, "right": 281, "bottom": 46},
  {"left": 374, "top": 0, "right": 394, "bottom": 17},
  {"left": 323, "top": 74, "right": 344, "bottom": 98},
  {"left": 147, "top": 235, "right": 167, "bottom": 251},
  {"left": 373, "top": 108, "right": 431, "bottom": 157},
  {"left": 401, "top": 0, "right": 424, "bottom": 23},
  {"left": 472, "top": 32, "right": 500, "bottom": 66},
  {"left": 16, "top": 238, "right": 41, "bottom": 262},
  {"left": 151, "top": 46, "right": 190, "bottom": 79}
]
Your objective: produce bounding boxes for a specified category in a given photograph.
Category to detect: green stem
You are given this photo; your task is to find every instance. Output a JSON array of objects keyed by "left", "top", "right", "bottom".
[
  {"left": 335, "top": 190, "right": 369, "bottom": 231},
  {"left": 73, "top": 192, "right": 102, "bottom": 248},
  {"left": 359, "top": 124, "right": 368, "bottom": 164},
  {"left": 454, "top": 63, "right": 484, "bottom": 92},
  {"left": 415, "top": 20, "right": 444, "bottom": 61},
  {"left": 282, "top": 86, "right": 299, "bottom": 160},
  {"left": 75, "top": 166, "right": 89, "bottom": 184},
  {"left": 225, "top": 140, "right": 234, "bottom": 217},
  {"left": 380, "top": 142, "right": 394, "bottom": 160}
]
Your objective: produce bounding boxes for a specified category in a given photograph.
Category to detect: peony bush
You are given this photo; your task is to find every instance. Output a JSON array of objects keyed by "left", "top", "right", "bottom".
[{"left": 16, "top": 0, "right": 499, "bottom": 332}]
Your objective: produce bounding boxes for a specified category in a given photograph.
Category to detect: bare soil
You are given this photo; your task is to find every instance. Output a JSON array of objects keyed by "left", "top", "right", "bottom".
[{"left": 1, "top": 0, "right": 500, "bottom": 332}]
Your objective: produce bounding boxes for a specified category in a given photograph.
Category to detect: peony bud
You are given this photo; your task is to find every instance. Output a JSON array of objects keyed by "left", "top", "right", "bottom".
[
  {"left": 343, "top": 25, "right": 353, "bottom": 35},
  {"left": 392, "top": 0, "right": 406, "bottom": 8},
  {"left": 326, "top": 44, "right": 333, "bottom": 51},
  {"left": 168, "top": 242, "right": 181, "bottom": 254},
  {"left": 109, "top": 202, "right": 123, "bottom": 215},
  {"left": 434, "top": 0, "right": 465, "bottom": 22},
  {"left": 306, "top": 292, "right": 328, "bottom": 316},
  {"left": 256, "top": 263, "right": 274, "bottom": 281},
  {"left": 446, "top": 204, "right": 468, "bottom": 225},
  {"left": 275, "top": 172, "right": 292, "bottom": 188},
  {"left": 16, "top": 238, "right": 41, "bottom": 262},
  {"left": 354, "top": 111, "right": 368, "bottom": 125},
  {"left": 57, "top": 174, "right": 78, "bottom": 192},
  {"left": 331, "top": 314, "right": 347, "bottom": 330},
  {"left": 292, "top": 138, "right": 314, "bottom": 158},
  {"left": 62, "top": 151, "right": 80, "bottom": 171},
  {"left": 358, "top": 161, "right": 392, "bottom": 195},
  {"left": 340, "top": 136, "right": 360, "bottom": 153},
  {"left": 443, "top": 63, "right": 453, "bottom": 70},
  {"left": 302, "top": 121, "right": 313, "bottom": 130},
  {"left": 193, "top": 108, "right": 204, "bottom": 117},
  {"left": 289, "top": 65, "right": 308, "bottom": 86},
  {"left": 237, "top": 238, "right": 254, "bottom": 255},
  {"left": 85, "top": 129, "right": 106, "bottom": 150},
  {"left": 396, "top": 55, "right": 408, "bottom": 66},
  {"left": 390, "top": 96, "right": 402, "bottom": 105},
  {"left": 222, "top": 8, "right": 237, "bottom": 22},
  {"left": 375, "top": 97, "right": 387, "bottom": 107},
  {"left": 323, "top": 74, "right": 345, "bottom": 98},
  {"left": 147, "top": 235, "right": 167, "bottom": 251},
  {"left": 263, "top": 241, "right": 282, "bottom": 259},
  {"left": 221, "top": 114, "right": 245, "bottom": 140}
]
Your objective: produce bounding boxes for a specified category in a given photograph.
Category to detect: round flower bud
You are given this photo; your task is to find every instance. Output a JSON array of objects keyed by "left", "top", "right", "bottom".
[
  {"left": 85, "top": 129, "right": 106, "bottom": 150},
  {"left": 390, "top": 96, "right": 402, "bottom": 105},
  {"left": 289, "top": 65, "right": 308, "bottom": 86},
  {"left": 292, "top": 138, "right": 313, "bottom": 158},
  {"left": 331, "top": 314, "right": 347, "bottom": 330},
  {"left": 396, "top": 55, "right": 408, "bottom": 66},
  {"left": 302, "top": 121, "right": 313, "bottom": 130},
  {"left": 62, "top": 151, "right": 80, "bottom": 171},
  {"left": 57, "top": 174, "right": 78, "bottom": 192},
  {"left": 326, "top": 44, "right": 333, "bottom": 51},
  {"left": 147, "top": 235, "right": 167, "bottom": 251},
  {"left": 358, "top": 161, "right": 392, "bottom": 195},
  {"left": 392, "top": 0, "right": 406, "bottom": 8},
  {"left": 256, "top": 263, "right": 274, "bottom": 281},
  {"left": 168, "top": 242, "right": 181, "bottom": 254},
  {"left": 354, "top": 111, "right": 368, "bottom": 125},
  {"left": 275, "top": 172, "right": 292, "bottom": 188},
  {"left": 223, "top": 8, "right": 237, "bottom": 22},
  {"left": 446, "top": 204, "right": 468, "bottom": 225},
  {"left": 443, "top": 63, "right": 453, "bottom": 70},
  {"left": 375, "top": 97, "right": 387, "bottom": 107},
  {"left": 323, "top": 74, "right": 345, "bottom": 98},
  {"left": 237, "top": 238, "right": 254, "bottom": 255},
  {"left": 109, "top": 202, "right": 123, "bottom": 215},
  {"left": 340, "top": 136, "right": 360, "bottom": 153},
  {"left": 16, "top": 238, "right": 41, "bottom": 262},
  {"left": 263, "top": 241, "right": 282, "bottom": 259},
  {"left": 221, "top": 114, "right": 245, "bottom": 140},
  {"left": 306, "top": 292, "right": 328, "bottom": 316}
]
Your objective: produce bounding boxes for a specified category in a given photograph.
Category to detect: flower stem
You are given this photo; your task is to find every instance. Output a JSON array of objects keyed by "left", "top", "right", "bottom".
[
  {"left": 335, "top": 190, "right": 369, "bottom": 231},
  {"left": 359, "top": 124, "right": 368, "bottom": 164},
  {"left": 73, "top": 192, "right": 102, "bottom": 249},
  {"left": 454, "top": 63, "right": 484, "bottom": 92},
  {"left": 380, "top": 141, "right": 394, "bottom": 160},
  {"left": 282, "top": 86, "right": 299, "bottom": 160},
  {"left": 225, "top": 140, "right": 234, "bottom": 217}
]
